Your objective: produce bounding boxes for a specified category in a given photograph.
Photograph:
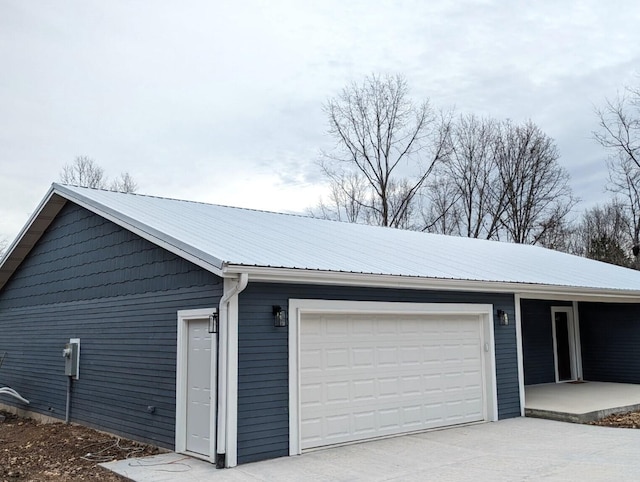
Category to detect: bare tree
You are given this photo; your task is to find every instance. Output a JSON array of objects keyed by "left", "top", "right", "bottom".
[
  {"left": 573, "top": 201, "right": 631, "bottom": 267},
  {"left": 425, "top": 116, "right": 575, "bottom": 246},
  {"left": 607, "top": 156, "right": 640, "bottom": 251},
  {"left": 319, "top": 74, "right": 449, "bottom": 228},
  {"left": 425, "top": 115, "right": 506, "bottom": 239},
  {"left": 60, "top": 156, "right": 107, "bottom": 189},
  {"left": 594, "top": 86, "right": 640, "bottom": 171},
  {"left": 536, "top": 217, "right": 576, "bottom": 253},
  {"left": 595, "top": 85, "right": 640, "bottom": 255},
  {"left": 308, "top": 171, "right": 368, "bottom": 223},
  {"left": 495, "top": 120, "right": 577, "bottom": 245},
  {"left": 110, "top": 172, "right": 138, "bottom": 194},
  {"left": 423, "top": 174, "right": 460, "bottom": 235},
  {"left": 60, "top": 156, "right": 138, "bottom": 193}
]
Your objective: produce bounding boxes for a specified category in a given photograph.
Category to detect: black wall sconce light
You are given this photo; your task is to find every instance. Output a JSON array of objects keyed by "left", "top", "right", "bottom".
[
  {"left": 273, "top": 305, "right": 288, "bottom": 327},
  {"left": 208, "top": 311, "right": 219, "bottom": 333},
  {"left": 497, "top": 309, "right": 509, "bottom": 326}
]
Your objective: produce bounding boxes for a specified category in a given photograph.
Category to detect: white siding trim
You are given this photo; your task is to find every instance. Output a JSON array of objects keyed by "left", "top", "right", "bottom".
[
  {"left": 514, "top": 294, "right": 526, "bottom": 416},
  {"left": 176, "top": 308, "right": 218, "bottom": 462},
  {"left": 288, "top": 302, "right": 301, "bottom": 456},
  {"left": 486, "top": 311, "right": 499, "bottom": 423},
  {"left": 572, "top": 301, "right": 583, "bottom": 380},
  {"left": 288, "top": 299, "right": 497, "bottom": 455}
]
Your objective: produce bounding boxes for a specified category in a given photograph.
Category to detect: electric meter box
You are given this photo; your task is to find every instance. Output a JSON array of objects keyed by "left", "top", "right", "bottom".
[{"left": 63, "top": 341, "right": 80, "bottom": 378}]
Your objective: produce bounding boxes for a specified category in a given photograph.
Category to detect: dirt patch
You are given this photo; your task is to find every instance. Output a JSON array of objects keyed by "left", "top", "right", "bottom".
[
  {"left": 590, "top": 410, "right": 640, "bottom": 429},
  {"left": 0, "top": 410, "right": 161, "bottom": 481}
]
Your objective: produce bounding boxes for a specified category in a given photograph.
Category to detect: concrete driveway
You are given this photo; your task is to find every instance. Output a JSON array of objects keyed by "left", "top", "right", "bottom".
[{"left": 103, "top": 417, "right": 640, "bottom": 481}]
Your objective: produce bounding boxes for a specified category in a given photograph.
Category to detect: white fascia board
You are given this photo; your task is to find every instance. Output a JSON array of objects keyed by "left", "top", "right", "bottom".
[
  {"left": 515, "top": 291, "right": 640, "bottom": 303},
  {"left": 1, "top": 186, "right": 59, "bottom": 265},
  {"left": 223, "top": 265, "right": 640, "bottom": 302},
  {"left": 0, "top": 187, "right": 67, "bottom": 289},
  {"left": 54, "top": 184, "right": 226, "bottom": 278}
]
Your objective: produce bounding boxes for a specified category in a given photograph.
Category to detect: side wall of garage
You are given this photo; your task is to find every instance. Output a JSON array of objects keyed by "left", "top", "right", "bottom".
[
  {"left": 237, "top": 283, "right": 519, "bottom": 464},
  {"left": 0, "top": 203, "right": 222, "bottom": 448},
  {"left": 521, "top": 299, "right": 572, "bottom": 385},
  {"left": 579, "top": 302, "right": 640, "bottom": 383}
]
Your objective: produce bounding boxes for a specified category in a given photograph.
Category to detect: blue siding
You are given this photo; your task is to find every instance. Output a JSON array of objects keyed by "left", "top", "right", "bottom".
[
  {"left": 0, "top": 203, "right": 221, "bottom": 448},
  {"left": 580, "top": 302, "right": 640, "bottom": 383},
  {"left": 521, "top": 299, "right": 571, "bottom": 385},
  {"left": 237, "top": 283, "right": 519, "bottom": 464}
]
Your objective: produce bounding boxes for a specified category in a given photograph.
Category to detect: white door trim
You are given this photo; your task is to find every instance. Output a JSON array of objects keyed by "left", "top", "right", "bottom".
[
  {"left": 288, "top": 299, "right": 498, "bottom": 455},
  {"left": 551, "top": 306, "right": 579, "bottom": 383},
  {"left": 176, "top": 308, "right": 218, "bottom": 461},
  {"left": 572, "top": 301, "right": 583, "bottom": 381}
]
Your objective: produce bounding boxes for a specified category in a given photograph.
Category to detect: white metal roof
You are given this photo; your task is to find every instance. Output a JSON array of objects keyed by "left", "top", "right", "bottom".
[{"left": 3, "top": 183, "right": 640, "bottom": 298}]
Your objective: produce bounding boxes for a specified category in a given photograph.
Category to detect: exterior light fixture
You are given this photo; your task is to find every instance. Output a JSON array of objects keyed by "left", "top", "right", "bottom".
[
  {"left": 497, "top": 309, "right": 509, "bottom": 326},
  {"left": 208, "top": 312, "right": 219, "bottom": 333},
  {"left": 273, "top": 305, "right": 287, "bottom": 328}
]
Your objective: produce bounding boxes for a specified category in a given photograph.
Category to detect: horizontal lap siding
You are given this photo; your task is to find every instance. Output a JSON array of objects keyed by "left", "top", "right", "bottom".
[
  {"left": 237, "top": 283, "right": 518, "bottom": 464},
  {"left": 0, "top": 203, "right": 221, "bottom": 448},
  {"left": 580, "top": 302, "right": 640, "bottom": 383},
  {"left": 520, "top": 299, "right": 571, "bottom": 385}
]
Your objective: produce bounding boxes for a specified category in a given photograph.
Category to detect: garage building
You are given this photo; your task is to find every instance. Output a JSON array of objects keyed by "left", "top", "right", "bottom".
[{"left": 1, "top": 184, "right": 640, "bottom": 468}]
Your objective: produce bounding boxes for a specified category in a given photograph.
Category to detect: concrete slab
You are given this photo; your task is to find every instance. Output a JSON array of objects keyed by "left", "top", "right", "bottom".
[
  {"left": 102, "top": 417, "right": 640, "bottom": 481},
  {"left": 525, "top": 381, "right": 640, "bottom": 422}
]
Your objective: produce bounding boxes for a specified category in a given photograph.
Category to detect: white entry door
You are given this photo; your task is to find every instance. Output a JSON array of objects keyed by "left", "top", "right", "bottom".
[
  {"left": 551, "top": 307, "right": 578, "bottom": 383},
  {"left": 299, "top": 312, "right": 487, "bottom": 450},
  {"left": 185, "top": 318, "right": 213, "bottom": 456}
]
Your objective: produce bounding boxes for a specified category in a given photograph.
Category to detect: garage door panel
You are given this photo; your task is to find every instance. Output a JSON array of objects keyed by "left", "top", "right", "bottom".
[
  {"left": 300, "top": 348, "right": 322, "bottom": 371},
  {"left": 353, "top": 348, "right": 375, "bottom": 367},
  {"left": 302, "top": 377, "right": 484, "bottom": 403},
  {"left": 354, "top": 412, "right": 376, "bottom": 434},
  {"left": 303, "top": 401, "right": 481, "bottom": 447},
  {"left": 302, "top": 346, "right": 481, "bottom": 370},
  {"left": 352, "top": 319, "right": 375, "bottom": 334},
  {"left": 300, "top": 312, "right": 487, "bottom": 450},
  {"left": 304, "top": 386, "right": 480, "bottom": 413}
]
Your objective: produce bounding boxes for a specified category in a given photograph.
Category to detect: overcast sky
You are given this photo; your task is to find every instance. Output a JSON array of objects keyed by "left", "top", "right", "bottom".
[{"left": 1, "top": 1, "right": 639, "bottom": 244}]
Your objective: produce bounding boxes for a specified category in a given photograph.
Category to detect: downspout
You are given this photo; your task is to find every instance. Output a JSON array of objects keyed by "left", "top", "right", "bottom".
[{"left": 216, "top": 273, "right": 248, "bottom": 468}]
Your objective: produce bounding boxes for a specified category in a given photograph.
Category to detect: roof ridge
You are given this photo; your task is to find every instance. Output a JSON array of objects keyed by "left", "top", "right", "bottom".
[{"left": 55, "top": 182, "right": 391, "bottom": 228}]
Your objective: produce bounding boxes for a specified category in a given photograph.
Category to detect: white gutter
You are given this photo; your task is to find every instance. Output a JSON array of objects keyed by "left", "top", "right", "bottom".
[
  {"left": 216, "top": 273, "right": 248, "bottom": 468},
  {"left": 223, "top": 265, "right": 640, "bottom": 303}
]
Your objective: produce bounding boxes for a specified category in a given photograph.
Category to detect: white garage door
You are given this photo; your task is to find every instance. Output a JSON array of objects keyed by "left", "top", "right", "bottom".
[{"left": 300, "top": 312, "right": 486, "bottom": 449}]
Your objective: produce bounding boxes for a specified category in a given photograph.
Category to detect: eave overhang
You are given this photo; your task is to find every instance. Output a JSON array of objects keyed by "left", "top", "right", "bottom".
[{"left": 222, "top": 264, "right": 640, "bottom": 303}]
